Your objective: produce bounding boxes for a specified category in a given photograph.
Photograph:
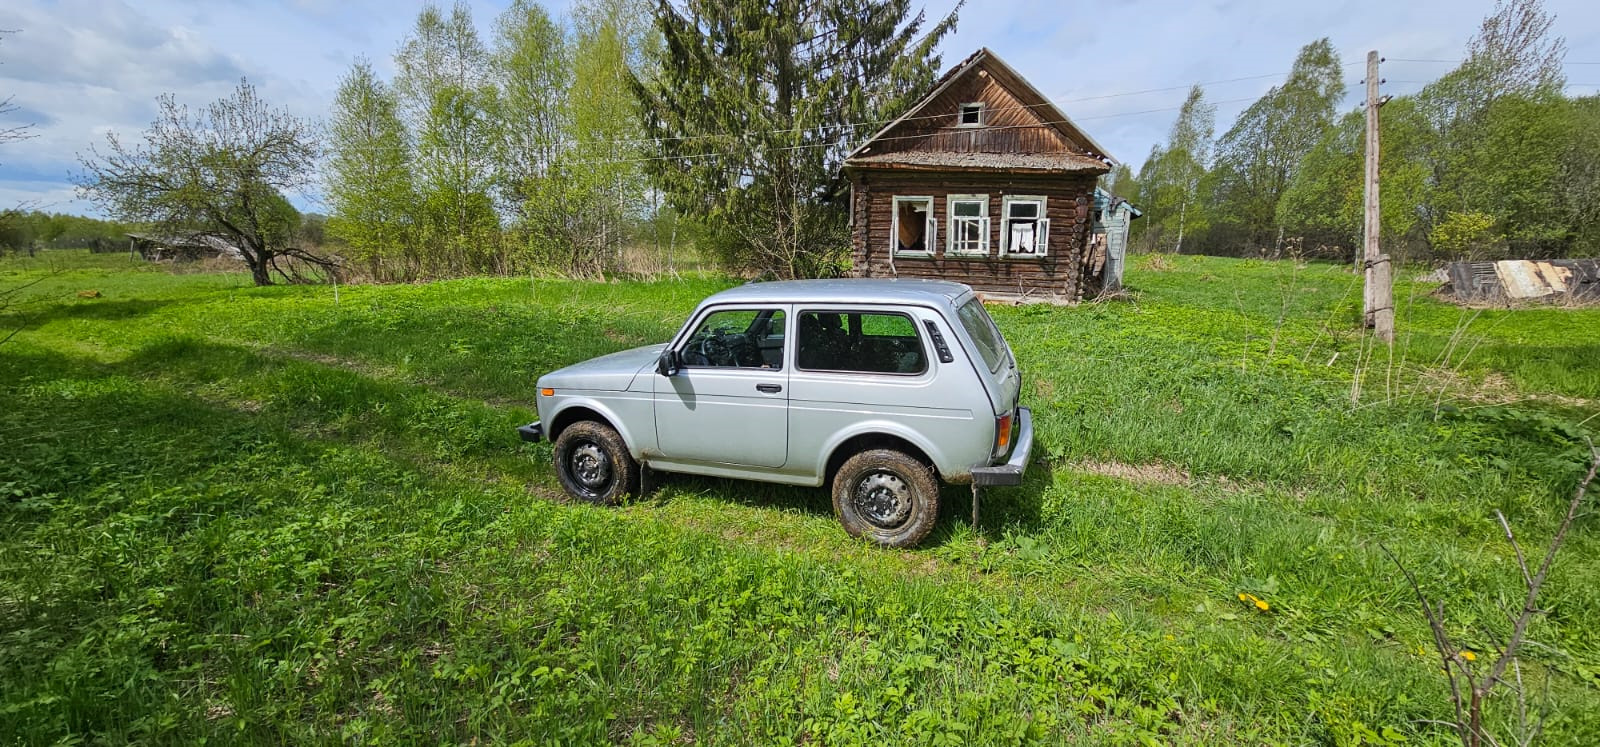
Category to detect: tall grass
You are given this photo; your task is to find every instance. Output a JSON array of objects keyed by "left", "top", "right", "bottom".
[{"left": 2, "top": 250, "right": 1596, "bottom": 744}]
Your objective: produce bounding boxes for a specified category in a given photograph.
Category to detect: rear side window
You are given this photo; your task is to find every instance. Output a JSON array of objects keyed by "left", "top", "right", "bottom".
[
  {"left": 798, "top": 311, "right": 926, "bottom": 374},
  {"left": 956, "top": 298, "right": 1006, "bottom": 372}
]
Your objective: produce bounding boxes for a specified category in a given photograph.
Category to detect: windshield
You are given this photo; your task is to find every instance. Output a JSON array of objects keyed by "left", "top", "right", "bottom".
[{"left": 956, "top": 298, "right": 1007, "bottom": 373}]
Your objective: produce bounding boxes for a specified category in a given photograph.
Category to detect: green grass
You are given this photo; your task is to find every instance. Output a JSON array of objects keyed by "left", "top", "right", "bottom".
[{"left": 2, "top": 250, "right": 1597, "bottom": 744}]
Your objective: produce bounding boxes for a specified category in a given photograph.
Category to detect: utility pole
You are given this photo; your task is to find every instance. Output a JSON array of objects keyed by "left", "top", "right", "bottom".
[{"left": 1363, "top": 50, "right": 1395, "bottom": 343}]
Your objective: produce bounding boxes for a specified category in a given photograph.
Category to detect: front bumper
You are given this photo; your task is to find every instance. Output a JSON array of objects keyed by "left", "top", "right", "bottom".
[
  {"left": 517, "top": 421, "right": 544, "bottom": 443},
  {"left": 971, "top": 407, "right": 1033, "bottom": 487}
]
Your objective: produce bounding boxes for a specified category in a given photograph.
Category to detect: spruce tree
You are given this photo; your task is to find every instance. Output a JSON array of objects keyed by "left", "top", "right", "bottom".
[{"left": 634, "top": 0, "right": 958, "bottom": 278}]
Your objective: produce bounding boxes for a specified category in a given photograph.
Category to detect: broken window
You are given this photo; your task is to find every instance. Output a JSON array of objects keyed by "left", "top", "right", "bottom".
[
  {"left": 958, "top": 103, "right": 985, "bottom": 127},
  {"left": 891, "top": 196, "right": 935, "bottom": 255}
]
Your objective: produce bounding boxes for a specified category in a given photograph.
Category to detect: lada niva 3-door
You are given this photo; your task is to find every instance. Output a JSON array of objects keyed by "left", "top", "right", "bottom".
[{"left": 518, "top": 278, "right": 1032, "bottom": 547}]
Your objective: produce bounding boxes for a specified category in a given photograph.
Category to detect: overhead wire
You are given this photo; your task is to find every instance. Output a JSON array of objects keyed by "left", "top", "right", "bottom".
[{"left": 321, "top": 52, "right": 1592, "bottom": 169}]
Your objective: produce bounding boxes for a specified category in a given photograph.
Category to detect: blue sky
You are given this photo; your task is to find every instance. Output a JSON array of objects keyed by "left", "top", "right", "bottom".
[{"left": 2, "top": 0, "right": 1598, "bottom": 217}]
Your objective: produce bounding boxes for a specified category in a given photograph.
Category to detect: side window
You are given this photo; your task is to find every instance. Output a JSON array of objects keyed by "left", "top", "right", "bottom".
[
  {"left": 680, "top": 308, "right": 785, "bottom": 369},
  {"left": 798, "top": 311, "right": 927, "bottom": 375}
]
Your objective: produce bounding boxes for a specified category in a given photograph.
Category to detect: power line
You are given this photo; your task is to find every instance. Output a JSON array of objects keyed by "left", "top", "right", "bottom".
[
  {"left": 1387, "top": 57, "right": 1600, "bottom": 65},
  {"left": 320, "top": 51, "right": 1593, "bottom": 168}
]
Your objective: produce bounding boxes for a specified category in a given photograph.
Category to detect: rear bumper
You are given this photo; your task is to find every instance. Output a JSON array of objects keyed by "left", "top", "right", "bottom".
[
  {"left": 971, "top": 408, "right": 1033, "bottom": 487},
  {"left": 517, "top": 421, "right": 544, "bottom": 443}
]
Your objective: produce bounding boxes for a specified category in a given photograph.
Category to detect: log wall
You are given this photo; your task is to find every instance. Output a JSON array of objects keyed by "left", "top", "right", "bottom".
[{"left": 849, "top": 169, "right": 1099, "bottom": 300}]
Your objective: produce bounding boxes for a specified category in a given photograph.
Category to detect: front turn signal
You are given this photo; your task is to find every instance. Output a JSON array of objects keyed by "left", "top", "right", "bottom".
[{"left": 540, "top": 388, "right": 554, "bottom": 397}]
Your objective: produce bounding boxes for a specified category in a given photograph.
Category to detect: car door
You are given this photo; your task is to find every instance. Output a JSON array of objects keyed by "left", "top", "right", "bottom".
[{"left": 653, "top": 305, "right": 790, "bottom": 468}]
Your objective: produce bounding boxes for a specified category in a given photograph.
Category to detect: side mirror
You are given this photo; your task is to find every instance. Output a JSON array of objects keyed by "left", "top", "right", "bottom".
[{"left": 656, "top": 349, "right": 679, "bottom": 376}]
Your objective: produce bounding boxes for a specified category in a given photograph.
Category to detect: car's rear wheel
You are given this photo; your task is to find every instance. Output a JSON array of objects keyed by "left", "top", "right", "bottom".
[
  {"left": 832, "top": 449, "right": 939, "bottom": 547},
  {"left": 553, "top": 420, "right": 638, "bottom": 505}
]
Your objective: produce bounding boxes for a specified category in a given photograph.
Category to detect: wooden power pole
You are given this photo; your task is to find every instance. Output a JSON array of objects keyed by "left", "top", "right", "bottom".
[{"left": 1363, "top": 50, "right": 1395, "bottom": 343}]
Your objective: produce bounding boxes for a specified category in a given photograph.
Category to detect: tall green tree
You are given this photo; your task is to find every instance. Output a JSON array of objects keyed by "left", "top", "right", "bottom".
[
  {"left": 489, "top": 0, "right": 568, "bottom": 220},
  {"left": 1209, "top": 39, "right": 1345, "bottom": 254},
  {"left": 1416, "top": 0, "right": 1568, "bottom": 256},
  {"left": 76, "top": 79, "right": 321, "bottom": 286},
  {"left": 635, "top": 0, "right": 959, "bottom": 278},
  {"left": 1135, "top": 85, "right": 1213, "bottom": 253},
  {"left": 1277, "top": 98, "right": 1431, "bottom": 260},
  {"left": 325, "top": 59, "right": 419, "bottom": 279},
  {"left": 523, "top": 0, "right": 658, "bottom": 276},
  {"left": 396, "top": 2, "right": 500, "bottom": 273},
  {"left": 1101, "top": 162, "right": 1136, "bottom": 202},
  {"left": 1559, "top": 95, "right": 1600, "bottom": 256}
]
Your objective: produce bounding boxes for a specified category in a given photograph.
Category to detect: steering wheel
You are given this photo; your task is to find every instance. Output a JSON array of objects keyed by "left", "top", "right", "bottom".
[{"left": 698, "top": 330, "right": 760, "bottom": 367}]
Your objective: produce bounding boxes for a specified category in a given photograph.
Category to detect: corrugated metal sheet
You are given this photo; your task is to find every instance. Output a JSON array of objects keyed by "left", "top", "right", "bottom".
[{"left": 1441, "top": 259, "right": 1600, "bottom": 303}]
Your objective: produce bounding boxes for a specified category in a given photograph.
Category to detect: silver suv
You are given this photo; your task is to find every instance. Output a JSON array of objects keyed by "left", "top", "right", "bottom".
[{"left": 517, "top": 278, "right": 1033, "bottom": 547}]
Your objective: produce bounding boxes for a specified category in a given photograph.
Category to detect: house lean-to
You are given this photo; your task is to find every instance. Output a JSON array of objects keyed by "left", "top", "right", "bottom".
[{"left": 844, "top": 48, "right": 1137, "bottom": 300}]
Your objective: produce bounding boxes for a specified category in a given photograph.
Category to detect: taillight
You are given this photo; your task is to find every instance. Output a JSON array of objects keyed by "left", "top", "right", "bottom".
[{"left": 995, "top": 413, "right": 1013, "bottom": 453}]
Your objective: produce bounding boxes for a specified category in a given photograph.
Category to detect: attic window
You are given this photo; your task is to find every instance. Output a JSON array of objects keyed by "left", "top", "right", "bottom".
[{"left": 958, "top": 103, "right": 985, "bottom": 127}]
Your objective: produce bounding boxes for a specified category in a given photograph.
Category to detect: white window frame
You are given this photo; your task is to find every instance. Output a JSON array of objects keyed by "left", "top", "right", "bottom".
[
  {"left": 957, "top": 102, "right": 985, "bottom": 128},
  {"left": 946, "top": 194, "right": 990, "bottom": 257},
  {"left": 890, "top": 195, "right": 936, "bottom": 257},
  {"left": 1001, "top": 195, "right": 1049, "bottom": 258}
]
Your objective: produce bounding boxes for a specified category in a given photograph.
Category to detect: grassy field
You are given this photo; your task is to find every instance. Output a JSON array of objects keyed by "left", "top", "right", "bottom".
[{"left": 2, "top": 250, "right": 1597, "bottom": 745}]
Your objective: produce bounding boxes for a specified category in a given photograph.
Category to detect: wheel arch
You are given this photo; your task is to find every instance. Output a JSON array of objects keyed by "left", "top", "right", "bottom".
[
  {"left": 546, "top": 401, "right": 642, "bottom": 458},
  {"left": 823, "top": 430, "right": 942, "bottom": 487}
]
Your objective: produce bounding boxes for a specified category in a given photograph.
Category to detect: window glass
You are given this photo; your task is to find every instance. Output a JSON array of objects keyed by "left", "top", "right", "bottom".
[
  {"left": 681, "top": 309, "right": 785, "bottom": 369},
  {"left": 798, "top": 311, "right": 926, "bottom": 374},
  {"left": 1003, "top": 197, "right": 1046, "bottom": 256},
  {"left": 960, "top": 104, "right": 983, "bottom": 125},
  {"left": 957, "top": 298, "right": 1007, "bottom": 373},
  {"left": 949, "top": 196, "right": 987, "bottom": 255},
  {"left": 1007, "top": 201, "right": 1038, "bottom": 219}
]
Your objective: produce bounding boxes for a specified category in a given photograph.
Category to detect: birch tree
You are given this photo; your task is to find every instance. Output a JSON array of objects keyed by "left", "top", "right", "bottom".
[
  {"left": 1209, "top": 39, "right": 1344, "bottom": 254},
  {"left": 1134, "top": 86, "right": 1213, "bottom": 253},
  {"left": 396, "top": 2, "right": 500, "bottom": 273},
  {"left": 325, "top": 59, "right": 419, "bottom": 279}
]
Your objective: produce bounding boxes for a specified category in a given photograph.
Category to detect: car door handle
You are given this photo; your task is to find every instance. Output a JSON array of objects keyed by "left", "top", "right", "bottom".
[{"left": 756, "top": 383, "right": 782, "bottom": 394}]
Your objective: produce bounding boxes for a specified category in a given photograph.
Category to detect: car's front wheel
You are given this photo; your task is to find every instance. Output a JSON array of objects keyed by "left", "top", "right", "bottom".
[
  {"left": 832, "top": 449, "right": 939, "bottom": 547},
  {"left": 553, "top": 420, "right": 638, "bottom": 505}
]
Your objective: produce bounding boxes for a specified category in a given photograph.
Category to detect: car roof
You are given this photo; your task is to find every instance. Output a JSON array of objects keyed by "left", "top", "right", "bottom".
[{"left": 700, "top": 278, "right": 974, "bottom": 307}]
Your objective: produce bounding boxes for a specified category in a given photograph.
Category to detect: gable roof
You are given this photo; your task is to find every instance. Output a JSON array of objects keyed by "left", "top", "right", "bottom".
[{"left": 846, "top": 47, "right": 1115, "bottom": 167}]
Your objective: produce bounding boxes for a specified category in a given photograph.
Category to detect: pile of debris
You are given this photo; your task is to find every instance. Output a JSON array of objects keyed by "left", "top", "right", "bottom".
[{"left": 1438, "top": 259, "right": 1600, "bottom": 305}]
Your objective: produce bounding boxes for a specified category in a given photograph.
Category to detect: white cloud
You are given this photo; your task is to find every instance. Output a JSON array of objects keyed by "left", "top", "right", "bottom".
[{"left": 3, "top": 0, "right": 1598, "bottom": 215}]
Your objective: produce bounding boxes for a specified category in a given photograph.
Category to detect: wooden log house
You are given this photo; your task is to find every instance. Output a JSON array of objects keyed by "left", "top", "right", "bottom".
[{"left": 844, "top": 48, "right": 1121, "bottom": 301}]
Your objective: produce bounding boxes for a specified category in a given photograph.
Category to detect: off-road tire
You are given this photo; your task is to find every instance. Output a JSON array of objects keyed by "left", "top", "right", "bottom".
[
  {"left": 832, "top": 449, "right": 939, "bottom": 548},
  {"left": 553, "top": 420, "right": 639, "bottom": 505}
]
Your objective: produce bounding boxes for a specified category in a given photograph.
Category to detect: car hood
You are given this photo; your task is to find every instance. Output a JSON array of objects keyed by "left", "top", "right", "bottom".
[{"left": 537, "top": 343, "right": 666, "bottom": 392}]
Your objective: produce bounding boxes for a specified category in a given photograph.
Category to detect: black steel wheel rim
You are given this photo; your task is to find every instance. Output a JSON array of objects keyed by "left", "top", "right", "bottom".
[
  {"left": 852, "top": 469, "right": 912, "bottom": 529},
  {"left": 568, "top": 440, "right": 613, "bottom": 497}
]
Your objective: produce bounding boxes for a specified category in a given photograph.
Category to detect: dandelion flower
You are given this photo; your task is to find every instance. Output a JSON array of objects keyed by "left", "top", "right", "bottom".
[
  {"left": 1237, "top": 593, "right": 1248, "bottom": 601},
  {"left": 1460, "top": 650, "right": 1476, "bottom": 662},
  {"left": 1255, "top": 599, "right": 1270, "bottom": 611}
]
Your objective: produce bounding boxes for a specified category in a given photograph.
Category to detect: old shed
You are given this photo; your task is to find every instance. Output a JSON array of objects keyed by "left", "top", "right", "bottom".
[
  {"left": 1440, "top": 259, "right": 1600, "bottom": 305},
  {"left": 127, "top": 233, "right": 244, "bottom": 262},
  {"left": 843, "top": 48, "right": 1119, "bottom": 301}
]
